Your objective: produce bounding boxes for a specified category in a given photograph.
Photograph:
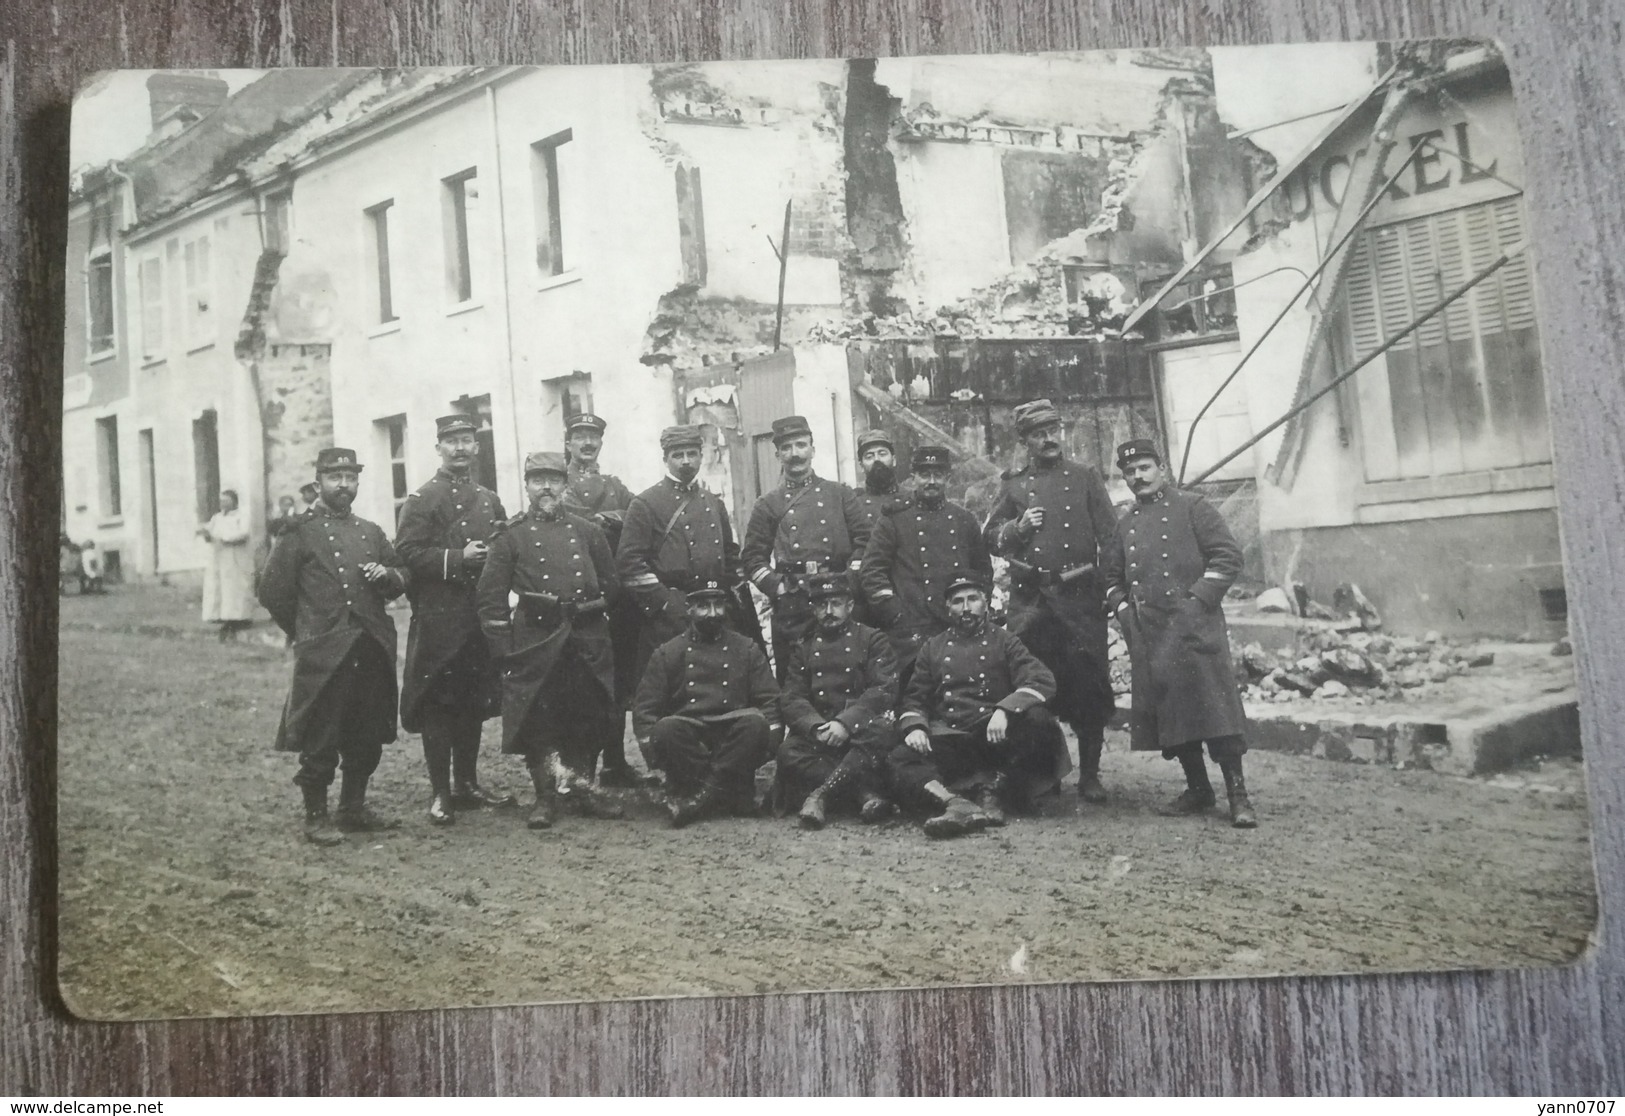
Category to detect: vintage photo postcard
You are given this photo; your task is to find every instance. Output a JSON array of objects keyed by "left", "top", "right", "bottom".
[{"left": 57, "top": 41, "right": 1596, "bottom": 1020}]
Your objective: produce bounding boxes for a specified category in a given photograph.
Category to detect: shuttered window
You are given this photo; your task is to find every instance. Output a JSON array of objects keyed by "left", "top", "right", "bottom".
[{"left": 1343, "top": 196, "right": 1546, "bottom": 481}]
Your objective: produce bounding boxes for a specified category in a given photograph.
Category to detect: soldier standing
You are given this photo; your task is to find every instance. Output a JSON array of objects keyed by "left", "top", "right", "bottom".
[
  {"left": 859, "top": 444, "right": 991, "bottom": 686},
  {"left": 395, "top": 414, "right": 514, "bottom": 826},
  {"left": 258, "top": 448, "right": 408, "bottom": 845},
  {"left": 618, "top": 425, "right": 746, "bottom": 689},
  {"left": 477, "top": 452, "right": 624, "bottom": 829},
  {"left": 1102, "top": 439, "right": 1256, "bottom": 828},
  {"left": 984, "top": 398, "right": 1119, "bottom": 805},
  {"left": 560, "top": 411, "right": 640, "bottom": 787},
  {"left": 848, "top": 428, "right": 906, "bottom": 627},
  {"left": 742, "top": 415, "right": 870, "bottom": 680},
  {"left": 888, "top": 571, "right": 1070, "bottom": 838},
  {"left": 776, "top": 572, "right": 899, "bottom": 829},
  {"left": 633, "top": 579, "right": 780, "bottom": 828}
]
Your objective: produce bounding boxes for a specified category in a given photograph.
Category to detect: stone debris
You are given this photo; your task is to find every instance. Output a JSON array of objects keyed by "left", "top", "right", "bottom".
[{"left": 1230, "top": 625, "right": 1524, "bottom": 706}]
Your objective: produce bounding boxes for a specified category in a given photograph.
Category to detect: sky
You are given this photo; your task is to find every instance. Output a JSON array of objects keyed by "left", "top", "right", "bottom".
[{"left": 70, "top": 69, "right": 265, "bottom": 174}]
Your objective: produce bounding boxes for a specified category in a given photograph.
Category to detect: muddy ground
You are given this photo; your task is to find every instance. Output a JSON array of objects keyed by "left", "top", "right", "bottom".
[{"left": 56, "top": 586, "right": 1598, "bottom": 1020}]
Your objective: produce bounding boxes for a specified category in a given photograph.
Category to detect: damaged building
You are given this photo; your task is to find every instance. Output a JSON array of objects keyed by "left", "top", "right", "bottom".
[{"left": 64, "top": 45, "right": 1557, "bottom": 646}]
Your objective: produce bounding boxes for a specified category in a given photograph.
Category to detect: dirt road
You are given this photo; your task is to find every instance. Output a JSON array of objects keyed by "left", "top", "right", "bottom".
[{"left": 57, "top": 590, "right": 1597, "bottom": 1020}]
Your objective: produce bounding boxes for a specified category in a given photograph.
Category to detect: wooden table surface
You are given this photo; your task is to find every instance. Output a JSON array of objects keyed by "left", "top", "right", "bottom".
[{"left": 3, "top": 0, "right": 1622, "bottom": 1095}]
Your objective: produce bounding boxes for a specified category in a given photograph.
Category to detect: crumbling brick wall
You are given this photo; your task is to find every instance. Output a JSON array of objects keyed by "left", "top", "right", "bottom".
[{"left": 257, "top": 343, "right": 334, "bottom": 508}]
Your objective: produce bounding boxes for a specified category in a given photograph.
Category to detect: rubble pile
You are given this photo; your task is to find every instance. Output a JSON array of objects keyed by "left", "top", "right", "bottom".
[{"left": 1232, "top": 628, "right": 1499, "bottom": 706}]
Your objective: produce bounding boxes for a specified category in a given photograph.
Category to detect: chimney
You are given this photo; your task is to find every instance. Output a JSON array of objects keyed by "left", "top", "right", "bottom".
[{"left": 145, "top": 73, "right": 230, "bottom": 134}]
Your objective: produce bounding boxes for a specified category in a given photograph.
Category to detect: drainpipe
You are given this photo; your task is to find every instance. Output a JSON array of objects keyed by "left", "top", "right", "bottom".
[{"left": 487, "top": 84, "right": 523, "bottom": 510}]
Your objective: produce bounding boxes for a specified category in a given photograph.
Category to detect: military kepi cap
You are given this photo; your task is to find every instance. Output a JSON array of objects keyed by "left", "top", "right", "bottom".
[
  {"left": 807, "top": 571, "right": 853, "bottom": 600},
  {"left": 523, "top": 451, "right": 569, "bottom": 477},
  {"left": 771, "top": 415, "right": 814, "bottom": 445},
  {"left": 1013, "top": 398, "right": 1063, "bottom": 434},
  {"left": 856, "top": 428, "right": 894, "bottom": 455},
  {"left": 315, "top": 447, "right": 363, "bottom": 474},
  {"left": 687, "top": 577, "right": 731, "bottom": 601},
  {"left": 1115, "top": 438, "right": 1163, "bottom": 470},
  {"left": 566, "top": 413, "right": 607, "bottom": 435},
  {"left": 942, "top": 569, "right": 989, "bottom": 599},
  {"left": 435, "top": 413, "right": 479, "bottom": 439},
  {"left": 660, "top": 425, "right": 704, "bottom": 452},
  {"left": 912, "top": 444, "right": 952, "bottom": 470}
]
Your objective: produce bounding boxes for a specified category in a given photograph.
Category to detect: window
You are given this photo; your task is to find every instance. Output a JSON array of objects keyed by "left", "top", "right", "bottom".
[
  {"left": 183, "top": 235, "right": 212, "bottom": 347},
  {"left": 675, "top": 164, "right": 707, "bottom": 286},
  {"left": 450, "top": 394, "right": 498, "bottom": 492},
  {"left": 87, "top": 248, "right": 115, "bottom": 355},
  {"left": 544, "top": 372, "right": 594, "bottom": 427},
  {"left": 264, "top": 191, "right": 292, "bottom": 254},
  {"left": 365, "top": 200, "right": 397, "bottom": 324},
  {"left": 95, "top": 415, "right": 122, "bottom": 518},
  {"left": 1135, "top": 265, "right": 1239, "bottom": 342},
  {"left": 442, "top": 169, "right": 478, "bottom": 303},
  {"left": 193, "top": 409, "right": 221, "bottom": 522},
  {"left": 376, "top": 414, "right": 409, "bottom": 527},
  {"left": 138, "top": 256, "right": 164, "bottom": 360},
  {"left": 1344, "top": 196, "right": 1546, "bottom": 482},
  {"left": 531, "top": 129, "right": 573, "bottom": 276}
]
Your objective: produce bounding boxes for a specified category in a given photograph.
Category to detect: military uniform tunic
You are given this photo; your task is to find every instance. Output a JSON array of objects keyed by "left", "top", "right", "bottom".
[
  {"left": 984, "top": 456, "right": 1119, "bottom": 738},
  {"left": 775, "top": 620, "right": 899, "bottom": 809},
  {"left": 394, "top": 468, "right": 508, "bottom": 733},
  {"left": 859, "top": 496, "right": 990, "bottom": 665},
  {"left": 257, "top": 503, "right": 407, "bottom": 766},
  {"left": 742, "top": 474, "right": 870, "bottom": 676},
  {"left": 619, "top": 476, "right": 740, "bottom": 660},
  {"left": 562, "top": 461, "right": 634, "bottom": 551},
  {"left": 476, "top": 509, "right": 619, "bottom": 761},
  {"left": 1102, "top": 487, "right": 1247, "bottom": 754}
]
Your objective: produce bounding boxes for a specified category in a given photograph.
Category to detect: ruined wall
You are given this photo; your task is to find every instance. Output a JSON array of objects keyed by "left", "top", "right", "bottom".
[{"left": 256, "top": 343, "right": 334, "bottom": 511}]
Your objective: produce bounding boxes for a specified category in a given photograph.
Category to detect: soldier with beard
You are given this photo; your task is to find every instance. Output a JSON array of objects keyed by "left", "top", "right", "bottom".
[
  {"left": 258, "top": 448, "right": 408, "bottom": 845},
  {"left": 633, "top": 579, "right": 780, "bottom": 828},
  {"left": 618, "top": 425, "right": 748, "bottom": 691},
  {"left": 775, "top": 572, "right": 899, "bottom": 829},
  {"left": 742, "top": 416, "right": 870, "bottom": 680},
  {"left": 560, "top": 411, "right": 640, "bottom": 788},
  {"left": 859, "top": 444, "right": 991, "bottom": 688},
  {"left": 395, "top": 414, "right": 514, "bottom": 826},
  {"left": 984, "top": 398, "right": 1120, "bottom": 806},
  {"left": 1102, "top": 439, "right": 1256, "bottom": 828},
  {"left": 848, "top": 428, "right": 906, "bottom": 628},
  {"left": 476, "top": 453, "right": 624, "bottom": 829},
  {"left": 887, "top": 571, "right": 1070, "bottom": 839}
]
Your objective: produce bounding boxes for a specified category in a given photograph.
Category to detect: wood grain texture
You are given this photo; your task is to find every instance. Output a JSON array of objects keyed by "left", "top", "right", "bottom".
[{"left": 3, "top": 0, "right": 1622, "bottom": 1095}]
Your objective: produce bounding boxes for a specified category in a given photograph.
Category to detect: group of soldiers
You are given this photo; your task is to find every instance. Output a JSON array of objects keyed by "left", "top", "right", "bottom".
[{"left": 257, "top": 397, "right": 1258, "bottom": 847}]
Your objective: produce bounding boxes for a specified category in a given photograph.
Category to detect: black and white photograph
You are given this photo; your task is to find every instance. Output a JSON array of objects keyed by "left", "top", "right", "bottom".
[{"left": 57, "top": 40, "right": 1597, "bottom": 1020}]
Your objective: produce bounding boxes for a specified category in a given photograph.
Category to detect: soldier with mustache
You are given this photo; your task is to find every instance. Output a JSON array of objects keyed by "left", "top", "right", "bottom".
[
  {"left": 984, "top": 398, "right": 1120, "bottom": 806},
  {"left": 742, "top": 415, "right": 871, "bottom": 681},
  {"left": 258, "top": 448, "right": 409, "bottom": 845},
  {"left": 394, "top": 414, "right": 515, "bottom": 826}
]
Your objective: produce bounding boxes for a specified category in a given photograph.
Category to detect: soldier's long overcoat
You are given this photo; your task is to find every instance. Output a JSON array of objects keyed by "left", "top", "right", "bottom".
[
  {"left": 1102, "top": 487, "right": 1247, "bottom": 752},
  {"left": 394, "top": 468, "right": 507, "bottom": 733},
  {"left": 475, "top": 509, "right": 619, "bottom": 755},
  {"left": 562, "top": 460, "right": 640, "bottom": 706},
  {"left": 984, "top": 456, "right": 1119, "bottom": 729},
  {"left": 257, "top": 503, "right": 407, "bottom": 753}
]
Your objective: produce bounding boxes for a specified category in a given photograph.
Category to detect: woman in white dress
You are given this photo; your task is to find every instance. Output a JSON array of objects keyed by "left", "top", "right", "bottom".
[{"left": 199, "top": 488, "right": 255, "bottom": 640}]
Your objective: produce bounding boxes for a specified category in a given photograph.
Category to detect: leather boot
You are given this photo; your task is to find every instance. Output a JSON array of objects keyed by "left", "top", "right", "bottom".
[
  {"left": 1161, "top": 748, "right": 1217, "bottom": 816},
  {"left": 526, "top": 763, "right": 556, "bottom": 830},
  {"left": 1219, "top": 756, "right": 1257, "bottom": 829},
  {"left": 859, "top": 794, "right": 895, "bottom": 823},
  {"left": 334, "top": 771, "right": 399, "bottom": 832},
  {"left": 301, "top": 784, "right": 344, "bottom": 847},
  {"left": 560, "top": 772, "right": 625, "bottom": 819},
  {"left": 422, "top": 723, "right": 455, "bottom": 823},
  {"left": 596, "top": 729, "right": 639, "bottom": 789},
  {"left": 799, "top": 763, "right": 856, "bottom": 830},
  {"left": 428, "top": 793, "right": 455, "bottom": 826},
  {"left": 450, "top": 779, "right": 517, "bottom": 808},
  {"left": 976, "top": 773, "right": 1010, "bottom": 828},
  {"left": 1075, "top": 727, "right": 1108, "bottom": 804},
  {"left": 921, "top": 780, "right": 989, "bottom": 839},
  {"left": 451, "top": 722, "right": 516, "bottom": 807},
  {"left": 668, "top": 783, "right": 720, "bottom": 829}
]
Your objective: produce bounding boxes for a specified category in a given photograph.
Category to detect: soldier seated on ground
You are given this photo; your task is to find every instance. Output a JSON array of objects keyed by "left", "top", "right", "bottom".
[
  {"left": 775, "top": 572, "right": 899, "bottom": 830},
  {"left": 633, "top": 579, "right": 780, "bottom": 828},
  {"left": 887, "top": 571, "right": 1070, "bottom": 839}
]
